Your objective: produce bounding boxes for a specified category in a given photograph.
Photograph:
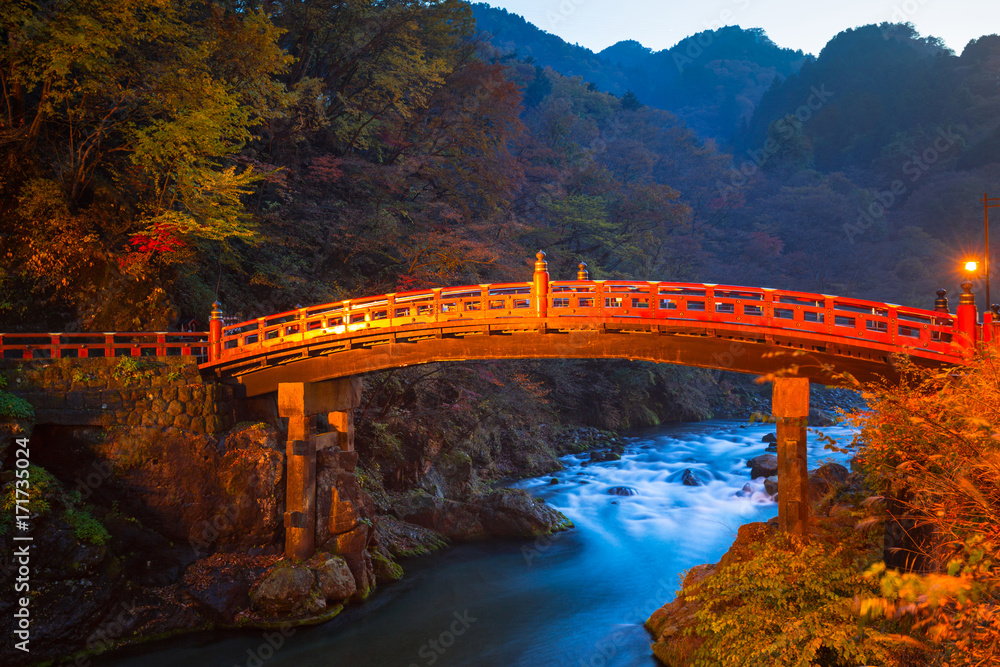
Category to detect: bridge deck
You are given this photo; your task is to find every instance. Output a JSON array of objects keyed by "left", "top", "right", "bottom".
[
  {"left": 0, "top": 279, "right": 970, "bottom": 396},
  {"left": 203, "top": 280, "right": 964, "bottom": 395}
]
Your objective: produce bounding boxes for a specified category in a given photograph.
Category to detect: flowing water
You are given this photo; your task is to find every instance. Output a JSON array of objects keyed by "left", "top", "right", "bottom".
[{"left": 94, "top": 420, "right": 855, "bottom": 667}]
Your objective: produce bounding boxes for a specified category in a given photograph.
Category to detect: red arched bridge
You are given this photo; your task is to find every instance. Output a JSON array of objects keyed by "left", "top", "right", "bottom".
[
  {"left": 1, "top": 253, "right": 983, "bottom": 393},
  {"left": 1, "top": 253, "right": 991, "bottom": 556}
]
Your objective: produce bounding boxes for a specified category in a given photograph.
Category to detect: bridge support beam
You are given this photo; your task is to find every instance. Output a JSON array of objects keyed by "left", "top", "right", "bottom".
[
  {"left": 772, "top": 377, "right": 809, "bottom": 536},
  {"left": 278, "top": 378, "right": 362, "bottom": 561}
]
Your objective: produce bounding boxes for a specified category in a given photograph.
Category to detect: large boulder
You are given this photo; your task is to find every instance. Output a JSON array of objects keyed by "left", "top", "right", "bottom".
[
  {"left": 81, "top": 423, "right": 286, "bottom": 552},
  {"left": 747, "top": 454, "right": 778, "bottom": 479},
  {"left": 392, "top": 491, "right": 486, "bottom": 540},
  {"left": 475, "top": 489, "right": 574, "bottom": 537},
  {"left": 183, "top": 553, "right": 276, "bottom": 624},
  {"left": 307, "top": 553, "right": 357, "bottom": 602},
  {"left": 375, "top": 515, "right": 449, "bottom": 559},
  {"left": 808, "top": 462, "right": 851, "bottom": 502},
  {"left": 390, "top": 489, "right": 573, "bottom": 541},
  {"left": 250, "top": 565, "right": 324, "bottom": 617}
]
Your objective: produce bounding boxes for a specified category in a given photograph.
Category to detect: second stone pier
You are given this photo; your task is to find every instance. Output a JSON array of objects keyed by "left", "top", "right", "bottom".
[
  {"left": 278, "top": 377, "right": 362, "bottom": 561},
  {"left": 772, "top": 376, "right": 810, "bottom": 535}
]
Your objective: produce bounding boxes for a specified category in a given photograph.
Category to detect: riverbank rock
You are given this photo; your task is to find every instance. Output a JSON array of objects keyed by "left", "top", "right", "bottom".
[
  {"left": 309, "top": 553, "right": 358, "bottom": 601},
  {"left": 551, "top": 426, "right": 625, "bottom": 455},
  {"left": 375, "top": 515, "right": 449, "bottom": 558},
  {"left": 808, "top": 462, "right": 851, "bottom": 502},
  {"left": 590, "top": 449, "right": 622, "bottom": 462},
  {"left": 49, "top": 422, "right": 287, "bottom": 552},
  {"left": 250, "top": 552, "right": 358, "bottom": 618},
  {"left": 761, "top": 433, "right": 777, "bottom": 443},
  {"left": 747, "top": 454, "right": 778, "bottom": 479},
  {"left": 392, "top": 490, "right": 487, "bottom": 540},
  {"left": 645, "top": 563, "right": 715, "bottom": 666},
  {"left": 251, "top": 565, "right": 322, "bottom": 616},
  {"left": 764, "top": 476, "right": 778, "bottom": 496},
  {"left": 182, "top": 553, "right": 277, "bottom": 624},
  {"left": 809, "top": 408, "right": 839, "bottom": 426},
  {"left": 390, "top": 488, "right": 572, "bottom": 541},
  {"left": 476, "top": 489, "right": 574, "bottom": 537}
]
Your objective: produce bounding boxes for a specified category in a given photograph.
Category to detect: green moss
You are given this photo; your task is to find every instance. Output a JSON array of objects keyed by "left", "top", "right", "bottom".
[
  {"left": 64, "top": 506, "right": 111, "bottom": 546},
  {"left": 0, "top": 389, "right": 33, "bottom": 421},
  {"left": 71, "top": 369, "right": 97, "bottom": 384},
  {"left": 370, "top": 549, "right": 404, "bottom": 581},
  {"left": 111, "top": 357, "right": 157, "bottom": 386}
]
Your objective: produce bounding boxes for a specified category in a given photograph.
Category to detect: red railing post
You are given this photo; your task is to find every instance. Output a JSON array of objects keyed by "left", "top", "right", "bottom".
[
  {"left": 533, "top": 251, "right": 549, "bottom": 317},
  {"left": 156, "top": 333, "right": 166, "bottom": 356},
  {"left": 209, "top": 301, "right": 223, "bottom": 362},
  {"left": 956, "top": 281, "right": 978, "bottom": 348},
  {"left": 50, "top": 334, "right": 61, "bottom": 359},
  {"left": 104, "top": 333, "right": 114, "bottom": 358}
]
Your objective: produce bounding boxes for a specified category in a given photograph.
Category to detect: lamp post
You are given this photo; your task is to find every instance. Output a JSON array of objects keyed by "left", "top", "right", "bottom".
[
  {"left": 983, "top": 193, "right": 1000, "bottom": 309},
  {"left": 983, "top": 194, "right": 1000, "bottom": 342}
]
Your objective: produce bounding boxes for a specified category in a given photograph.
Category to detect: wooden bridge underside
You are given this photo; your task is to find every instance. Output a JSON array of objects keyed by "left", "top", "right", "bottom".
[{"left": 207, "top": 318, "right": 946, "bottom": 397}]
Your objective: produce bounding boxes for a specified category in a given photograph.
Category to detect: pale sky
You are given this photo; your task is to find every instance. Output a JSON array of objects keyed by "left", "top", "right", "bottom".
[{"left": 485, "top": 0, "right": 999, "bottom": 56}]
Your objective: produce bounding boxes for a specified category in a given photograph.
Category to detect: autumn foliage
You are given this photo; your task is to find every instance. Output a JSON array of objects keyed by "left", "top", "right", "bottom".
[{"left": 853, "top": 351, "right": 1000, "bottom": 666}]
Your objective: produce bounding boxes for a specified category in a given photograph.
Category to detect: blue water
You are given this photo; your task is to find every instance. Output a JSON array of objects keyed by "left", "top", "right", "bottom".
[{"left": 93, "top": 420, "right": 854, "bottom": 667}]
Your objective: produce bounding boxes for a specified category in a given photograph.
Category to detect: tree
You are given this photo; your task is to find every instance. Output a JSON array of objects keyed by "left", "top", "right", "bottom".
[
  {"left": 620, "top": 89, "right": 643, "bottom": 110},
  {"left": 0, "top": 0, "right": 290, "bottom": 328}
]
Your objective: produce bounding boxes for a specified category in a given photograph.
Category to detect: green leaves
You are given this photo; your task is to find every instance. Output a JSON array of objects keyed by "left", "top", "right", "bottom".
[{"left": 687, "top": 535, "right": 904, "bottom": 667}]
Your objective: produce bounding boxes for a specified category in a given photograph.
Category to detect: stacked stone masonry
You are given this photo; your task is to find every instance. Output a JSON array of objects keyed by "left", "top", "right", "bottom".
[{"left": 1, "top": 357, "right": 235, "bottom": 434}]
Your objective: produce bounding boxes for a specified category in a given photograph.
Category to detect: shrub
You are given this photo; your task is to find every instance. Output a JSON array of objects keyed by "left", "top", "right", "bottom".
[
  {"left": 0, "top": 390, "right": 33, "bottom": 421},
  {"left": 64, "top": 506, "right": 111, "bottom": 546},
  {"left": 686, "top": 532, "right": 908, "bottom": 667},
  {"left": 852, "top": 350, "right": 1000, "bottom": 665}
]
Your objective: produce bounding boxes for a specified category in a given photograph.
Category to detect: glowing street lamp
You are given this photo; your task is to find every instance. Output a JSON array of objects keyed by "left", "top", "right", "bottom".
[{"left": 966, "top": 260, "right": 980, "bottom": 274}]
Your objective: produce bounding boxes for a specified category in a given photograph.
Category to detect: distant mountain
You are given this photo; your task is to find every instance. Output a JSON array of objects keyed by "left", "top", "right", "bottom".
[
  {"left": 470, "top": 3, "right": 809, "bottom": 141},
  {"left": 469, "top": 4, "right": 631, "bottom": 93},
  {"left": 598, "top": 40, "right": 652, "bottom": 69},
  {"left": 739, "top": 25, "right": 1000, "bottom": 172}
]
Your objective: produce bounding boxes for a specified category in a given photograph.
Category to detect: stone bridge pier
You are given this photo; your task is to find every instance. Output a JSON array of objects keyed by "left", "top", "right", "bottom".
[
  {"left": 278, "top": 377, "right": 362, "bottom": 561},
  {"left": 772, "top": 377, "right": 810, "bottom": 535}
]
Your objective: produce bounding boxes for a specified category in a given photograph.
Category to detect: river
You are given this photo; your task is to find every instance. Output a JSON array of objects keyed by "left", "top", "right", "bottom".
[{"left": 93, "top": 420, "right": 855, "bottom": 667}]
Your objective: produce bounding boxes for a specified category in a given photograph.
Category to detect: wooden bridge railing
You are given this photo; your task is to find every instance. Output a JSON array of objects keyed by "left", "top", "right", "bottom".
[
  {"left": 0, "top": 253, "right": 983, "bottom": 369},
  {"left": 0, "top": 332, "right": 209, "bottom": 360},
  {"left": 208, "top": 253, "right": 967, "bottom": 369}
]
